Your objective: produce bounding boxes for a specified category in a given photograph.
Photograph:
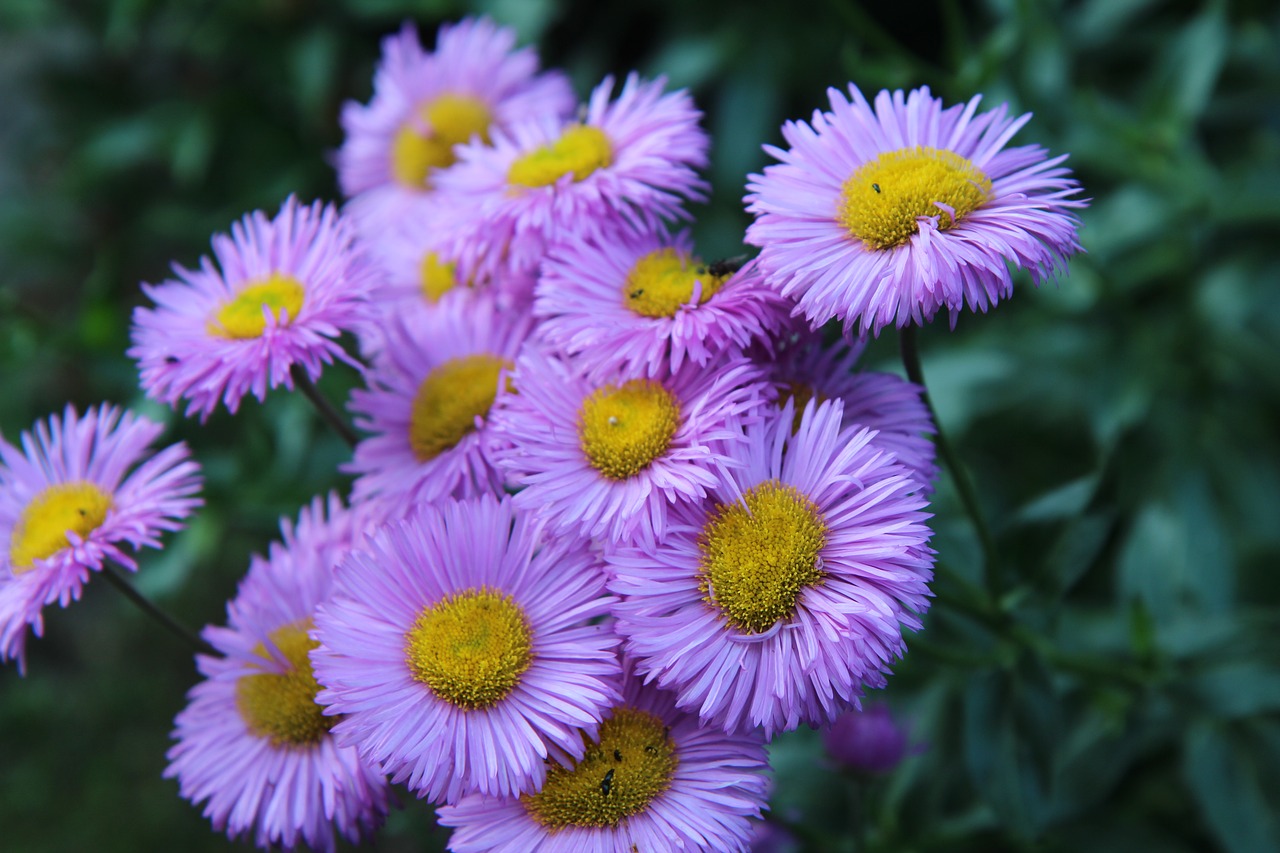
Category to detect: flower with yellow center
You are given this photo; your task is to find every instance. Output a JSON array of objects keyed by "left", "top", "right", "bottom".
[{"left": 391, "top": 94, "right": 494, "bottom": 188}]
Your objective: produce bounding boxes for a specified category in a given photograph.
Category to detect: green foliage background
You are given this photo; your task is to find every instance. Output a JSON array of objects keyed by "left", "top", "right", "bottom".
[{"left": 2, "top": 0, "right": 1278, "bottom": 850}]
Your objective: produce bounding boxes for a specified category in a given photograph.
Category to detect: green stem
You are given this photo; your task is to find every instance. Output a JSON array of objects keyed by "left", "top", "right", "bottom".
[
  {"left": 899, "top": 325, "right": 1002, "bottom": 600},
  {"left": 102, "top": 565, "right": 217, "bottom": 657},
  {"left": 290, "top": 365, "right": 358, "bottom": 449}
]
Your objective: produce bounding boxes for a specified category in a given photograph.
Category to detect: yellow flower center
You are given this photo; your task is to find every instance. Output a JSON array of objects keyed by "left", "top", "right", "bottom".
[
  {"left": 508, "top": 125, "right": 613, "bottom": 188},
  {"left": 404, "top": 587, "right": 533, "bottom": 710},
  {"left": 391, "top": 94, "right": 494, "bottom": 188},
  {"left": 623, "top": 249, "right": 728, "bottom": 318},
  {"left": 207, "top": 274, "right": 305, "bottom": 340},
  {"left": 522, "top": 706, "right": 678, "bottom": 830},
  {"left": 235, "top": 620, "right": 334, "bottom": 748},
  {"left": 699, "top": 479, "right": 828, "bottom": 634},
  {"left": 8, "top": 481, "right": 113, "bottom": 573},
  {"left": 577, "top": 380, "right": 680, "bottom": 481},
  {"left": 419, "top": 251, "right": 459, "bottom": 303},
  {"left": 408, "top": 354, "right": 511, "bottom": 461},
  {"left": 837, "top": 146, "right": 992, "bottom": 250}
]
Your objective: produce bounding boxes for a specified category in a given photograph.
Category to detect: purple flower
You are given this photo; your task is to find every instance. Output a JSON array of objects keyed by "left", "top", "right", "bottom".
[
  {"left": 746, "top": 85, "right": 1086, "bottom": 336},
  {"left": 129, "top": 196, "right": 374, "bottom": 420},
  {"left": 0, "top": 404, "right": 201, "bottom": 673},
  {"left": 311, "top": 495, "right": 623, "bottom": 803},
  {"left": 822, "top": 703, "right": 914, "bottom": 774},
  {"left": 166, "top": 493, "right": 391, "bottom": 852},
  {"left": 437, "top": 671, "right": 771, "bottom": 852},
  {"left": 608, "top": 398, "right": 934, "bottom": 737}
]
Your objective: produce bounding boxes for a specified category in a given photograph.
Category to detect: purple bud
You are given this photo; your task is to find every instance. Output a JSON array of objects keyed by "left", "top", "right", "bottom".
[{"left": 822, "top": 704, "right": 911, "bottom": 774}]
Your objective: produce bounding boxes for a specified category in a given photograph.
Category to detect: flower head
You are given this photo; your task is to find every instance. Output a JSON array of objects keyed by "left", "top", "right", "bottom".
[
  {"left": 0, "top": 404, "right": 201, "bottom": 673},
  {"left": 437, "top": 671, "right": 771, "bottom": 852},
  {"left": 311, "top": 495, "right": 623, "bottom": 803},
  {"left": 746, "top": 85, "right": 1086, "bottom": 335},
  {"left": 435, "top": 73, "right": 709, "bottom": 280},
  {"left": 608, "top": 398, "right": 934, "bottom": 737},
  {"left": 822, "top": 703, "right": 915, "bottom": 774},
  {"left": 489, "top": 348, "right": 769, "bottom": 547},
  {"left": 166, "top": 494, "right": 390, "bottom": 852},
  {"left": 535, "top": 223, "right": 791, "bottom": 379},
  {"left": 130, "top": 196, "right": 374, "bottom": 420}
]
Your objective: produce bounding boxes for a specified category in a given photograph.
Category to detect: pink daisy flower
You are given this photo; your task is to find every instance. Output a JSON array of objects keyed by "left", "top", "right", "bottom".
[
  {"left": 434, "top": 73, "right": 709, "bottom": 280},
  {"left": 488, "top": 347, "right": 770, "bottom": 547},
  {"left": 129, "top": 196, "right": 374, "bottom": 420},
  {"left": 337, "top": 17, "right": 574, "bottom": 244},
  {"left": 437, "top": 669, "right": 771, "bottom": 853},
  {"left": 745, "top": 84, "right": 1086, "bottom": 336},
  {"left": 608, "top": 398, "right": 935, "bottom": 738},
  {"left": 345, "top": 292, "right": 534, "bottom": 515},
  {"left": 0, "top": 404, "right": 201, "bottom": 673},
  {"left": 534, "top": 222, "right": 792, "bottom": 378},
  {"left": 311, "top": 495, "right": 623, "bottom": 804},
  {"left": 768, "top": 327, "right": 937, "bottom": 488},
  {"left": 166, "top": 494, "right": 391, "bottom": 852}
]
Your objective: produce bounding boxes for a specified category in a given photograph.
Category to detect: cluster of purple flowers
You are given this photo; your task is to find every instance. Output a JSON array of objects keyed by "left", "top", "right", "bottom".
[{"left": 0, "top": 14, "right": 1084, "bottom": 852}]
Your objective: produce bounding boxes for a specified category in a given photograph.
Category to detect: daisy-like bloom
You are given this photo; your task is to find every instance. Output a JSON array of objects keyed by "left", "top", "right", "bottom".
[
  {"left": 435, "top": 73, "right": 709, "bottom": 280},
  {"left": 337, "top": 17, "right": 574, "bottom": 241},
  {"left": 166, "top": 493, "right": 391, "bottom": 852},
  {"left": 311, "top": 495, "right": 622, "bottom": 804},
  {"left": 488, "top": 347, "right": 770, "bottom": 547},
  {"left": 438, "top": 670, "right": 771, "bottom": 853},
  {"left": 0, "top": 404, "right": 201, "bottom": 673},
  {"left": 345, "top": 292, "right": 533, "bottom": 515},
  {"left": 534, "top": 222, "right": 791, "bottom": 379},
  {"left": 129, "top": 196, "right": 374, "bottom": 420},
  {"left": 608, "top": 398, "right": 934, "bottom": 738},
  {"left": 745, "top": 84, "right": 1086, "bottom": 336},
  {"left": 768, "top": 326, "right": 937, "bottom": 488}
]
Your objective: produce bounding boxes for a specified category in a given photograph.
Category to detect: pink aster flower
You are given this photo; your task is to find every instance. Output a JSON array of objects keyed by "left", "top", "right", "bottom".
[
  {"left": 311, "top": 495, "right": 623, "bottom": 804},
  {"left": 337, "top": 17, "right": 574, "bottom": 245},
  {"left": 534, "top": 222, "right": 791, "bottom": 379},
  {"left": 768, "top": 327, "right": 937, "bottom": 488},
  {"left": 345, "top": 292, "right": 533, "bottom": 516},
  {"left": 745, "top": 84, "right": 1086, "bottom": 336},
  {"left": 438, "top": 670, "right": 771, "bottom": 853},
  {"left": 608, "top": 398, "right": 934, "bottom": 738},
  {"left": 0, "top": 404, "right": 201, "bottom": 673},
  {"left": 488, "top": 347, "right": 770, "bottom": 548},
  {"left": 166, "top": 493, "right": 391, "bottom": 852},
  {"left": 129, "top": 196, "right": 374, "bottom": 420},
  {"left": 434, "top": 73, "right": 709, "bottom": 280}
]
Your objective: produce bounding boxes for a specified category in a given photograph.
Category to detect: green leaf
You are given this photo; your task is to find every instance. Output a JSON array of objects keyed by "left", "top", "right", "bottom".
[{"left": 1183, "top": 721, "right": 1280, "bottom": 853}]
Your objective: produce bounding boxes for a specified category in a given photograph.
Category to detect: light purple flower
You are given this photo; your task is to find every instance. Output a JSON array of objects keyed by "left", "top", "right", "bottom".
[
  {"left": 0, "top": 404, "right": 201, "bottom": 673},
  {"left": 488, "top": 347, "right": 770, "bottom": 548},
  {"left": 129, "top": 196, "right": 374, "bottom": 420},
  {"left": 434, "top": 73, "right": 709, "bottom": 281},
  {"left": 311, "top": 495, "right": 623, "bottom": 803},
  {"left": 534, "top": 222, "right": 791, "bottom": 379},
  {"left": 746, "top": 84, "right": 1086, "bottom": 336},
  {"left": 608, "top": 398, "right": 934, "bottom": 738},
  {"left": 166, "top": 493, "right": 390, "bottom": 852},
  {"left": 438, "top": 670, "right": 771, "bottom": 852}
]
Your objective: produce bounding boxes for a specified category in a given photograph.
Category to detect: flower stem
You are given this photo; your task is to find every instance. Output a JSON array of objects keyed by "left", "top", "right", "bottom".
[
  {"left": 102, "top": 564, "right": 217, "bottom": 657},
  {"left": 898, "top": 325, "right": 1002, "bottom": 600},
  {"left": 290, "top": 365, "right": 358, "bottom": 448}
]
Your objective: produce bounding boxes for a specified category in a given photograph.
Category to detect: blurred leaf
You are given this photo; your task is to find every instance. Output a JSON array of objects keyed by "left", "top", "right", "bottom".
[
  {"left": 1182, "top": 721, "right": 1280, "bottom": 853},
  {"left": 1188, "top": 662, "right": 1280, "bottom": 719}
]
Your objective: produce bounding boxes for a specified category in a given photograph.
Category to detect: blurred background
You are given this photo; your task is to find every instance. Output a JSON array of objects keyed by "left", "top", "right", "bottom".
[{"left": 2, "top": 0, "right": 1278, "bottom": 850}]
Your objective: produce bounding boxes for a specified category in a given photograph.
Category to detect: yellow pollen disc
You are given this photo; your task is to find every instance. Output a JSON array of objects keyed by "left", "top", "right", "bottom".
[
  {"left": 522, "top": 706, "right": 678, "bottom": 830},
  {"left": 208, "top": 274, "right": 306, "bottom": 340},
  {"left": 235, "top": 620, "right": 334, "bottom": 748},
  {"left": 419, "top": 251, "right": 459, "bottom": 303},
  {"left": 404, "top": 587, "right": 533, "bottom": 710},
  {"left": 508, "top": 125, "right": 613, "bottom": 188},
  {"left": 837, "top": 146, "right": 992, "bottom": 250},
  {"left": 577, "top": 380, "right": 681, "bottom": 481},
  {"left": 392, "top": 93, "right": 494, "bottom": 188},
  {"left": 778, "top": 382, "right": 829, "bottom": 433},
  {"left": 624, "top": 249, "right": 727, "bottom": 318},
  {"left": 699, "top": 479, "right": 828, "bottom": 634},
  {"left": 409, "top": 354, "right": 511, "bottom": 461},
  {"left": 8, "top": 481, "right": 113, "bottom": 573}
]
